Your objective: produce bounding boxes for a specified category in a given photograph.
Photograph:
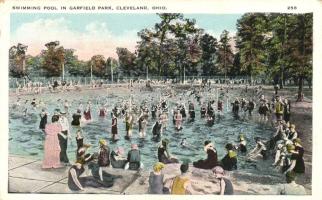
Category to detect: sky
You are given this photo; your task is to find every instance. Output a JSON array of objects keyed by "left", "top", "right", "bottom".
[{"left": 10, "top": 13, "right": 243, "bottom": 60}]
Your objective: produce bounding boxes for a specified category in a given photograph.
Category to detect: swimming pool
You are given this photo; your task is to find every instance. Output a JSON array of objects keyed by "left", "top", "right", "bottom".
[{"left": 9, "top": 85, "right": 274, "bottom": 170}]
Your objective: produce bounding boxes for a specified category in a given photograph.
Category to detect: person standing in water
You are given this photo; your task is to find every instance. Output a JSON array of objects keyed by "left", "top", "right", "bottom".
[
  {"left": 174, "top": 109, "right": 183, "bottom": 131},
  {"left": 200, "top": 103, "right": 207, "bottom": 118},
  {"left": 98, "top": 103, "right": 107, "bottom": 118},
  {"left": 245, "top": 99, "right": 255, "bottom": 116},
  {"left": 75, "top": 129, "right": 84, "bottom": 151},
  {"left": 151, "top": 104, "right": 157, "bottom": 119},
  {"left": 188, "top": 101, "right": 195, "bottom": 121},
  {"left": 125, "top": 112, "right": 133, "bottom": 139},
  {"left": 58, "top": 111, "right": 71, "bottom": 165},
  {"left": 152, "top": 120, "right": 162, "bottom": 141},
  {"left": 160, "top": 111, "right": 168, "bottom": 134},
  {"left": 83, "top": 101, "right": 92, "bottom": 121},
  {"left": 71, "top": 109, "right": 82, "bottom": 127},
  {"left": 63, "top": 100, "right": 70, "bottom": 114},
  {"left": 138, "top": 115, "right": 147, "bottom": 138},
  {"left": 217, "top": 100, "right": 224, "bottom": 115},
  {"left": 39, "top": 108, "right": 49, "bottom": 131},
  {"left": 111, "top": 113, "right": 118, "bottom": 141},
  {"left": 275, "top": 96, "right": 284, "bottom": 122}
]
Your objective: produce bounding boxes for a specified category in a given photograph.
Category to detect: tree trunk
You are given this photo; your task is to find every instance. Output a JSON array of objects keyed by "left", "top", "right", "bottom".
[{"left": 297, "top": 76, "right": 304, "bottom": 102}]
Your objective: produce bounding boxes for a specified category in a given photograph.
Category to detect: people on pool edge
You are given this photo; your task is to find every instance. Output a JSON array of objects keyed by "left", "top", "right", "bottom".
[{"left": 13, "top": 82, "right": 307, "bottom": 194}]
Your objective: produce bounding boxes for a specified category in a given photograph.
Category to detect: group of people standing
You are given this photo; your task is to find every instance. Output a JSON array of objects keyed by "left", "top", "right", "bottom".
[{"left": 12, "top": 80, "right": 308, "bottom": 195}]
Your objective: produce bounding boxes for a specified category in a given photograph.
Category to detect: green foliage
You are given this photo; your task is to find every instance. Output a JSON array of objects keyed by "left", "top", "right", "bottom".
[
  {"left": 90, "top": 55, "right": 107, "bottom": 77},
  {"left": 9, "top": 43, "right": 28, "bottom": 77},
  {"left": 41, "top": 41, "right": 64, "bottom": 77},
  {"left": 199, "top": 33, "right": 218, "bottom": 76},
  {"left": 216, "top": 30, "right": 234, "bottom": 76},
  {"left": 64, "top": 49, "right": 83, "bottom": 76},
  {"left": 9, "top": 13, "right": 312, "bottom": 88},
  {"left": 106, "top": 57, "right": 119, "bottom": 76},
  {"left": 236, "top": 13, "right": 268, "bottom": 78},
  {"left": 116, "top": 47, "right": 136, "bottom": 76}
]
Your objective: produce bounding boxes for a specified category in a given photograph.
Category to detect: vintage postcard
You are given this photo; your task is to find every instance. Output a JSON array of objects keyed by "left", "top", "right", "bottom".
[{"left": 0, "top": 0, "right": 321, "bottom": 199}]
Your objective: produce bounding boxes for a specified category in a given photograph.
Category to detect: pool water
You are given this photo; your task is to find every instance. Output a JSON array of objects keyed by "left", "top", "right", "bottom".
[{"left": 9, "top": 86, "right": 275, "bottom": 170}]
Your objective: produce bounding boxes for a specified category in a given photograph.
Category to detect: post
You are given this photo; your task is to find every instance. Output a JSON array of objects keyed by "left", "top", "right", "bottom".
[
  {"left": 129, "top": 94, "right": 132, "bottom": 112},
  {"left": 224, "top": 44, "right": 226, "bottom": 84},
  {"left": 62, "top": 63, "right": 65, "bottom": 80},
  {"left": 146, "top": 63, "right": 149, "bottom": 81},
  {"left": 111, "top": 64, "right": 114, "bottom": 84},
  {"left": 216, "top": 88, "right": 219, "bottom": 102},
  {"left": 183, "top": 65, "right": 186, "bottom": 84},
  {"left": 226, "top": 96, "right": 229, "bottom": 112},
  {"left": 90, "top": 64, "right": 93, "bottom": 83}
]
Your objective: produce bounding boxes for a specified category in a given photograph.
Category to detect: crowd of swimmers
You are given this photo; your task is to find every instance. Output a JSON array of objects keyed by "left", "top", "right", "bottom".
[{"left": 10, "top": 81, "right": 308, "bottom": 195}]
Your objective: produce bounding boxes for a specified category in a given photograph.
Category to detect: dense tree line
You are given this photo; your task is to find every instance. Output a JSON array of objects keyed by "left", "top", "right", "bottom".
[{"left": 9, "top": 13, "right": 312, "bottom": 100}]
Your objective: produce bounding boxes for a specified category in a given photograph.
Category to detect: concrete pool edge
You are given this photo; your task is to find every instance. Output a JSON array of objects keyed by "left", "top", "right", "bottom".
[{"left": 7, "top": 155, "right": 312, "bottom": 195}]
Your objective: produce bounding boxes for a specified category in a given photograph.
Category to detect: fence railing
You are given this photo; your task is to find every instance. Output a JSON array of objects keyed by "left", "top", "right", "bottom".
[{"left": 8, "top": 75, "right": 308, "bottom": 89}]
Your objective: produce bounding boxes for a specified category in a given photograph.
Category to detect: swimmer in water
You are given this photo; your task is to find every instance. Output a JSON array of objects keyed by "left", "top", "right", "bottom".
[{"left": 180, "top": 138, "right": 188, "bottom": 147}]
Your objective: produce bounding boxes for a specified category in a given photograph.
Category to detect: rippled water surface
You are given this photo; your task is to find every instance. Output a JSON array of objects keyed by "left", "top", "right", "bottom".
[{"left": 9, "top": 86, "right": 275, "bottom": 169}]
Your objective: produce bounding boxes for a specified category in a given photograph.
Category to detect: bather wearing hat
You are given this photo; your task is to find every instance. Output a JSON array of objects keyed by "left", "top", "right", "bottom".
[
  {"left": 97, "top": 139, "right": 110, "bottom": 181},
  {"left": 212, "top": 166, "right": 234, "bottom": 195}
]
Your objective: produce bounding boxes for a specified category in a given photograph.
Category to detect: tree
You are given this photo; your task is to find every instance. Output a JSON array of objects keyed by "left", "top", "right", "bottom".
[
  {"left": 116, "top": 47, "right": 136, "bottom": 76},
  {"left": 285, "top": 14, "right": 312, "bottom": 101},
  {"left": 106, "top": 57, "right": 119, "bottom": 81},
  {"left": 9, "top": 43, "right": 28, "bottom": 78},
  {"left": 64, "top": 49, "right": 83, "bottom": 76},
  {"left": 200, "top": 33, "right": 218, "bottom": 76},
  {"left": 136, "top": 28, "right": 159, "bottom": 78},
  {"left": 236, "top": 13, "right": 268, "bottom": 83},
  {"left": 25, "top": 55, "right": 42, "bottom": 76},
  {"left": 90, "top": 55, "right": 107, "bottom": 77},
  {"left": 41, "top": 41, "right": 65, "bottom": 77},
  {"left": 231, "top": 52, "right": 242, "bottom": 76},
  {"left": 216, "top": 30, "right": 234, "bottom": 79},
  {"left": 154, "top": 13, "right": 183, "bottom": 76}
]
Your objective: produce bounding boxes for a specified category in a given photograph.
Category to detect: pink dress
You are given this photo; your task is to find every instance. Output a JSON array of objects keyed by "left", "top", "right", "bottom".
[{"left": 42, "top": 123, "right": 62, "bottom": 168}]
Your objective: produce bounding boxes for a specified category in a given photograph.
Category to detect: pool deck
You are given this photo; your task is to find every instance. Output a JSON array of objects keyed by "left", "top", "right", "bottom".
[
  {"left": 8, "top": 154, "right": 308, "bottom": 195},
  {"left": 8, "top": 155, "right": 149, "bottom": 194}
]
